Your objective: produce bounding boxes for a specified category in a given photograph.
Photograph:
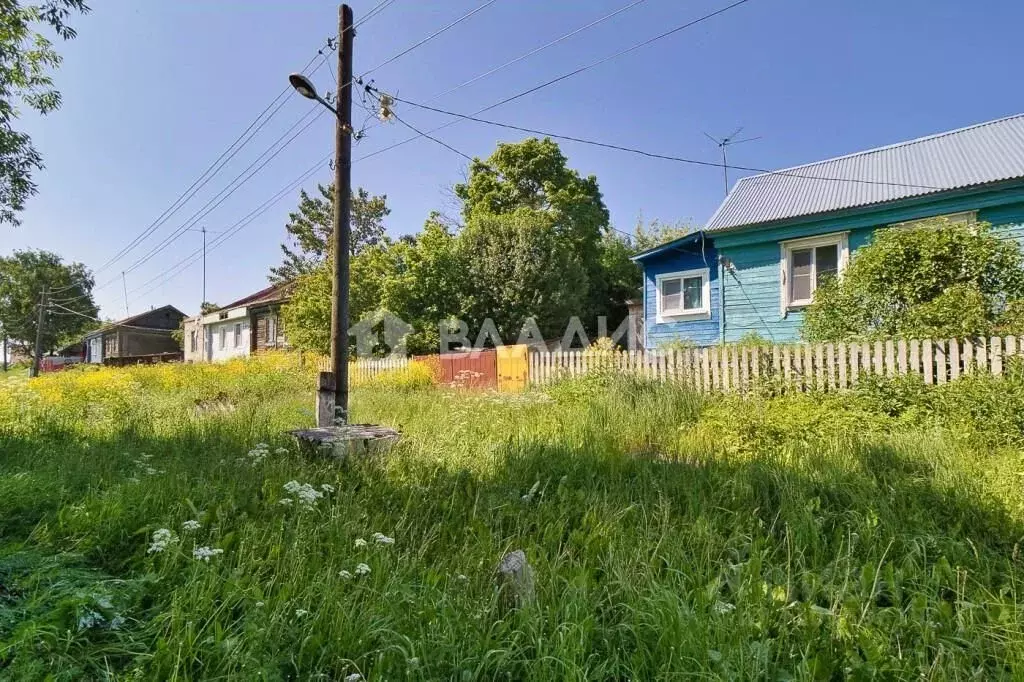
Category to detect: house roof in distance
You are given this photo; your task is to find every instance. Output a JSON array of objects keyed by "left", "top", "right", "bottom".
[
  {"left": 83, "top": 304, "right": 185, "bottom": 338},
  {"left": 705, "top": 113, "right": 1024, "bottom": 233},
  {"left": 215, "top": 281, "right": 294, "bottom": 313}
]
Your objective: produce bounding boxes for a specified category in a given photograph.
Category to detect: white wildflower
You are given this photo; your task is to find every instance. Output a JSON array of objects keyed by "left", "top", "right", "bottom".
[
  {"left": 354, "top": 538, "right": 367, "bottom": 548},
  {"left": 713, "top": 601, "right": 736, "bottom": 614},
  {"left": 78, "top": 610, "right": 105, "bottom": 630},
  {"left": 192, "top": 546, "right": 224, "bottom": 561},
  {"left": 274, "top": 447, "right": 289, "bottom": 455},
  {"left": 371, "top": 532, "right": 394, "bottom": 545},
  {"left": 255, "top": 443, "right": 268, "bottom": 449},
  {"left": 143, "top": 466, "right": 158, "bottom": 476},
  {"left": 408, "top": 657, "right": 420, "bottom": 668},
  {"left": 456, "top": 574, "right": 468, "bottom": 582},
  {"left": 279, "top": 498, "right": 294, "bottom": 506},
  {"left": 109, "top": 615, "right": 125, "bottom": 630},
  {"left": 255, "top": 601, "right": 265, "bottom": 608},
  {"left": 181, "top": 520, "right": 201, "bottom": 531},
  {"left": 283, "top": 480, "right": 323, "bottom": 507},
  {"left": 344, "top": 674, "right": 363, "bottom": 682},
  {"left": 140, "top": 453, "right": 153, "bottom": 460},
  {"left": 355, "top": 562, "right": 371, "bottom": 576},
  {"left": 320, "top": 483, "right": 336, "bottom": 493},
  {"left": 294, "top": 609, "right": 309, "bottom": 617},
  {"left": 339, "top": 570, "right": 353, "bottom": 580},
  {"left": 147, "top": 528, "right": 177, "bottom": 554}
]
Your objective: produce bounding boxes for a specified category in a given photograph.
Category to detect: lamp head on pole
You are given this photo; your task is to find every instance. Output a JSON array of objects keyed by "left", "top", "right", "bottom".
[{"left": 288, "top": 73, "right": 318, "bottom": 100}]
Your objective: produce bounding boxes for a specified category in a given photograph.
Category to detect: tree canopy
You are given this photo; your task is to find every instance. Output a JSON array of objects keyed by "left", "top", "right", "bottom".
[
  {"left": 803, "top": 218, "right": 1024, "bottom": 341},
  {"left": 269, "top": 184, "right": 389, "bottom": 283},
  {"left": 0, "top": 249, "right": 98, "bottom": 353},
  {"left": 282, "top": 138, "right": 651, "bottom": 356},
  {"left": 1, "top": 0, "right": 89, "bottom": 225}
]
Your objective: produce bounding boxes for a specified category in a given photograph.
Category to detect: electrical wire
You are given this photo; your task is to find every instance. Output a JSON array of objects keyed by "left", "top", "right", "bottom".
[
  {"left": 352, "top": 0, "right": 755, "bottom": 165},
  {"left": 125, "top": 155, "right": 332, "bottom": 303},
  {"left": 105, "top": 107, "right": 327, "bottom": 283},
  {"left": 48, "top": 302, "right": 172, "bottom": 332},
  {"left": 367, "top": 90, "right": 943, "bottom": 191},
  {"left": 356, "top": 0, "right": 501, "bottom": 81}
]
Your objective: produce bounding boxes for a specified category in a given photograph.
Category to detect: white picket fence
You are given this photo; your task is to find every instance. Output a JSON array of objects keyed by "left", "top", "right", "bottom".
[
  {"left": 528, "top": 336, "right": 1024, "bottom": 392},
  {"left": 317, "top": 355, "right": 410, "bottom": 383}
]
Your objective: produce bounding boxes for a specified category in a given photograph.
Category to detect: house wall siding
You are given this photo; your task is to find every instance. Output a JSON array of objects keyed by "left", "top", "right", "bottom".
[
  {"left": 206, "top": 319, "right": 250, "bottom": 362},
  {"left": 711, "top": 185, "right": 1024, "bottom": 343},
  {"left": 642, "top": 243, "right": 720, "bottom": 348}
]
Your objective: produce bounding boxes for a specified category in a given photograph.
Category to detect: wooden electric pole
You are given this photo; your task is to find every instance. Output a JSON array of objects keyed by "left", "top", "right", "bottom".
[
  {"left": 31, "top": 285, "right": 46, "bottom": 377},
  {"left": 330, "top": 3, "right": 354, "bottom": 424}
]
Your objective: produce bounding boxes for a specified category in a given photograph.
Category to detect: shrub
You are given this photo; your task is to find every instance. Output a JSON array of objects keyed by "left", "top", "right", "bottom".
[{"left": 804, "top": 218, "right": 1024, "bottom": 341}]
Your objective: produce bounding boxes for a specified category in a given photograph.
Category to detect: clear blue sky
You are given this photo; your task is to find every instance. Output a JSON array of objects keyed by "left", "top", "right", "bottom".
[{"left": 4, "top": 0, "right": 1023, "bottom": 319}]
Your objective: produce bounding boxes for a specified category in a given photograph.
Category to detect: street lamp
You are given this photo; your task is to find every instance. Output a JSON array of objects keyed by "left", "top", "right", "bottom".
[{"left": 288, "top": 73, "right": 341, "bottom": 119}]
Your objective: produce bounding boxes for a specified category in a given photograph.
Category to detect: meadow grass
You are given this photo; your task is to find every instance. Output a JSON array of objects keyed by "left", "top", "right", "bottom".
[{"left": 0, "top": 355, "right": 1022, "bottom": 680}]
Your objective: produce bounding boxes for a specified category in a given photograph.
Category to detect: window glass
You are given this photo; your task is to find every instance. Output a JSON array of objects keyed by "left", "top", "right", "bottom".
[
  {"left": 791, "top": 248, "right": 813, "bottom": 302},
  {"left": 682, "top": 276, "right": 703, "bottom": 309},
  {"left": 816, "top": 244, "right": 839, "bottom": 286},
  {"left": 661, "top": 278, "right": 682, "bottom": 312},
  {"left": 234, "top": 323, "right": 242, "bottom": 347},
  {"left": 219, "top": 327, "right": 225, "bottom": 349}
]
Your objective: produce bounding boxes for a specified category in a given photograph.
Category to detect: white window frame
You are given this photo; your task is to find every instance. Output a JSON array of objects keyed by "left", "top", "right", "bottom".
[
  {"left": 780, "top": 232, "right": 849, "bottom": 314},
  {"left": 233, "top": 323, "right": 242, "bottom": 348},
  {"left": 655, "top": 268, "right": 711, "bottom": 322},
  {"left": 218, "top": 326, "right": 226, "bottom": 350},
  {"left": 190, "top": 330, "right": 197, "bottom": 353}
]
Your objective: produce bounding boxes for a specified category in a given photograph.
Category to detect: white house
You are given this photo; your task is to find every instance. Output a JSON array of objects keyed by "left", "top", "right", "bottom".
[{"left": 183, "top": 283, "right": 291, "bottom": 363}]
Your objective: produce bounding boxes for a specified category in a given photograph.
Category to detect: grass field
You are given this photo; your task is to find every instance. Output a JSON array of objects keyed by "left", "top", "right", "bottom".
[{"left": 1, "top": 355, "right": 1023, "bottom": 680}]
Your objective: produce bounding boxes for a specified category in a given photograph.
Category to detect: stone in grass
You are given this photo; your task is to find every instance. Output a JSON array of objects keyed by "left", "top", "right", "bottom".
[
  {"left": 496, "top": 549, "right": 536, "bottom": 612},
  {"left": 289, "top": 424, "right": 400, "bottom": 463}
]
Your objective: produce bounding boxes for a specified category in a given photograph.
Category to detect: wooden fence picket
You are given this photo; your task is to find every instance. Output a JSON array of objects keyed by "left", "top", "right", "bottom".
[{"left": 991, "top": 337, "right": 1003, "bottom": 376}]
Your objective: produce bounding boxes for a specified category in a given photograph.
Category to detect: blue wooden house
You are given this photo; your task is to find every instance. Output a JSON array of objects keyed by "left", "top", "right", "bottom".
[{"left": 632, "top": 113, "right": 1024, "bottom": 348}]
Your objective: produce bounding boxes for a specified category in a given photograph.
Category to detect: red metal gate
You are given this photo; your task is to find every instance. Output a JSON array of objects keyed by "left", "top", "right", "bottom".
[{"left": 438, "top": 350, "right": 497, "bottom": 389}]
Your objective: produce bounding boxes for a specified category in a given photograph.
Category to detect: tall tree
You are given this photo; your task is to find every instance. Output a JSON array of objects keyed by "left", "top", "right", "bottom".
[
  {"left": 457, "top": 209, "right": 587, "bottom": 342},
  {"left": 269, "top": 184, "right": 389, "bottom": 283},
  {"left": 454, "top": 138, "right": 616, "bottom": 331},
  {"left": 0, "top": 249, "right": 98, "bottom": 353},
  {"left": 1, "top": 0, "right": 90, "bottom": 225}
]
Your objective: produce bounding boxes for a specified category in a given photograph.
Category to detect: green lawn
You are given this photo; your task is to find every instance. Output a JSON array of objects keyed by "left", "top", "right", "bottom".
[{"left": 0, "top": 357, "right": 1022, "bottom": 680}]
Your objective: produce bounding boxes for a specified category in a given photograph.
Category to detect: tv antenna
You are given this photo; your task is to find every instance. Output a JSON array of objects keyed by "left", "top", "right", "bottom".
[{"left": 704, "top": 127, "right": 762, "bottom": 196}]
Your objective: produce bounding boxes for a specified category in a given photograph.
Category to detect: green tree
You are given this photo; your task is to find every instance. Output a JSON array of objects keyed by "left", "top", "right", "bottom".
[
  {"left": 269, "top": 184, "right": 389, "bottom": 283},
  {"left": 457, "top": 209, "right": 587, "bottom": 342},
  {"left": 0, "top": 249, "right": 98, "bottom": 354},
  {"left": 632, "top": 217, "right": 694, "bottom": 251},
  {"left": 803, "top": 218, "right": 1024, "bottom": 341},
  {"left": 454, "top": 138, "right": 613, "bottom": 328},
  {"left": 1, "top": 0, "right": 89, "bottom": 225}
]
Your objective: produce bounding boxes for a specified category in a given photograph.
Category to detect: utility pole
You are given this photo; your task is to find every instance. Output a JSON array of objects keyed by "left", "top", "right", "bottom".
[
  {"left": 122, "top": 271, "right": 130, "bottom": 317},
  {"left": 201, "top": 226, "right": 207, "bottom": 306},
  {"left": 331, "top": 3, "right": 354, "bottom": 424},
  {"left": 31, "top": 286, "right": 46, "bottom": 378}
]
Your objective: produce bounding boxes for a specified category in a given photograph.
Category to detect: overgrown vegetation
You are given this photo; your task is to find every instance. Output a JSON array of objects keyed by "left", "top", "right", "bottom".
[
  {"left": 804, "top": 217, "right": 1024, "bottom": 341},
  {"left": 1, "top": 356, "right": 1023, "bottom": 679}
]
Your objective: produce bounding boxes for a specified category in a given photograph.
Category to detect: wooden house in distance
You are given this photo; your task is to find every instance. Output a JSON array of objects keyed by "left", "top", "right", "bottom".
[
  {"left": 183, "top": 282, "right": 292, "bottom": 363},
  {"left": 83, "top": 305, "right": 185, "bottom": 364}
]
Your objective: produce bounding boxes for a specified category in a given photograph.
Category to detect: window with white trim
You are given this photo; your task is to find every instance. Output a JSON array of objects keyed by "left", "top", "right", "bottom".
[
  {"left": 190, "top": 330, "right": 197, "bottom": 353},
  {"left": 218, "top": 326, "right": 226, "bottom": 350},
  {"left": 780, "top": 232, "right": 849, "bottom": 312},
  {"left": 234, "top": 323, "right": 242, "bottom": 348},
  {"left": 656, "top": 268, "right": 710, "bottom": 322}
]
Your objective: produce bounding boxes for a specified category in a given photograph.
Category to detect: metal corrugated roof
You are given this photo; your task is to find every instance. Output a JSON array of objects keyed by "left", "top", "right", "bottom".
[{"left": 705, "top": 114, "right": 1024, "bottom": 233}]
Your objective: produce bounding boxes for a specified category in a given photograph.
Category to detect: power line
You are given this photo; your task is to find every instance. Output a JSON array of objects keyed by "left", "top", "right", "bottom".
[
  {"left": 422, "top": 0, "right": 648, "bottom": 105},
  {"left": 106, "top": 107, "right": 327, "bottom": 283},
  {"left": 352, "top": 0, "right": 755, "bottom": 165},
  {"left": 356, "top": 0, "right": 501, "bottom": 81},
  {"left": 368, "top": 90, "right": 943, "bottom": 191},
  {"left": 47, "top": 302, "right": 174, "bottom": 333},
  {"left": 126, "top": 155, "right": 333, "bottom": 303}
]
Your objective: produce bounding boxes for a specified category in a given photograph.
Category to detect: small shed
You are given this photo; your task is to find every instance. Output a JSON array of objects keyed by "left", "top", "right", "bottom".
[{"left": 83, "top": 305, "right": 185, "bottom": 364}]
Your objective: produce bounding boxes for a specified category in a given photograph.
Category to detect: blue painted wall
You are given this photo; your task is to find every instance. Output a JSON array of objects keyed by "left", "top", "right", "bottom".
[
  {"left": 642, "top": 242, "right": 720, "bottom": 348},
  {"left": 710, "top": 183, "right": 1024, "bottom": 343}
]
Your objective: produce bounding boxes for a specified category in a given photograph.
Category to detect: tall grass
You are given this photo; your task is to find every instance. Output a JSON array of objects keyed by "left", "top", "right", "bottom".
[{"left": 0, "top": 355, "right": 1022, "bottom": 679}]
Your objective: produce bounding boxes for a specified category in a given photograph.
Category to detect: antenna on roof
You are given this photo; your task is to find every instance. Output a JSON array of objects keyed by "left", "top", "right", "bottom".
[{"left": 704, "top": 127, "right": 762, "bottom": 197}]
